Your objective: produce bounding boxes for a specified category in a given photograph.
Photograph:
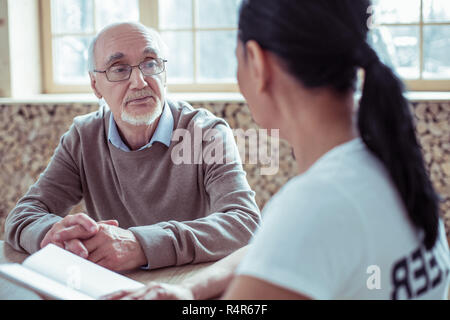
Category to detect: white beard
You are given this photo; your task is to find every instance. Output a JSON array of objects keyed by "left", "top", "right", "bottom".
[{"left": 121, "top": 104, "right": 162, "bottom": 126}]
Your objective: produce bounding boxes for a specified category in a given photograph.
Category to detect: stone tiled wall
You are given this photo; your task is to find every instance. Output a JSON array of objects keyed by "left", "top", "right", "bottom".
[{"left": 0, "top": 100, "right": 449, "bottom": 239}]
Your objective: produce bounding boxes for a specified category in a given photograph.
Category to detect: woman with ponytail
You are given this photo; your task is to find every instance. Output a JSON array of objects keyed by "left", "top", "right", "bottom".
[{"left": 108, "top": 0, "right": 449, "bottom": 300}]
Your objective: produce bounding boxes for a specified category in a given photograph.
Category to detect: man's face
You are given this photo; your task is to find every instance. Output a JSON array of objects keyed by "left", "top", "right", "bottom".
[{"left": 90, "top": 25, "right": 166, "bottom": 127}]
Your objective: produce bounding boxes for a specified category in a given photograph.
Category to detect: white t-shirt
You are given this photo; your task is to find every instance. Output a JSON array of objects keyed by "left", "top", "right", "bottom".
[{"left": 237, "top": 138, "right": 450, "bottom": 299}]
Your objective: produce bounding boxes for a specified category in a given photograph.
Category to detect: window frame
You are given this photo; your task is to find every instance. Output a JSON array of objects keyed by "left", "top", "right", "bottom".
[
  {"left": 40, "top": 0, "right": 449, "bottom": 93},
  {"left": 371, "top": 0, "right": 450, "bottom": 91}
]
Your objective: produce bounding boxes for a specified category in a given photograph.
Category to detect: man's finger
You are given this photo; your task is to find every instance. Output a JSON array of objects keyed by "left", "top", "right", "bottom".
[
  {"left": 61, "top": 213, "right": 98, "bottom": 234},
  {"left": 121, "top": 287, "right": 150, "bottom": 300},
  {"left": 64, "top": 239, "right": 89, "bottom": 259},
  {"left": 143, "top": 284, "right": 172, "bottom": 300},
  {"left": 87, "top": 247, "right": 105, "bottom": 264},
  {"left": 54, "top": 224, "right": 97, "bottom": 242},
  {"left": 143, "top": 287, "right": 164, "bottom": 300},
  {"left": 40, "top": 233, "right": 54, "bottom": 249},
  {"left": 41, "top": 237, "right": 64, "bottom": 249},
  {"left": 98, "top": 220, "right": 119, "bottom": 227},
  {"left": 83, "top": 232, "right": 103, "bottom": 253}
]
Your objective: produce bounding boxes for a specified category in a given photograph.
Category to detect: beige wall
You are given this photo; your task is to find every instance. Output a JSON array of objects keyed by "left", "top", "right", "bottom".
[{"left": 0, "top": 100, "right": 449, "bottom": 240}]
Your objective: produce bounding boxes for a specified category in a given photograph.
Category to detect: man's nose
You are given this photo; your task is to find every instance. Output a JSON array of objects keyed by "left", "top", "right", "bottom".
[{"left": 129, "top": 66, "right": 147, "bottom": 89}]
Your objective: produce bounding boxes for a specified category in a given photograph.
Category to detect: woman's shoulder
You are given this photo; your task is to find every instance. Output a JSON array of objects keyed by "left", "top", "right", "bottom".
[{"left": 263, "top": 171, "right": 362, "bottom": 231}]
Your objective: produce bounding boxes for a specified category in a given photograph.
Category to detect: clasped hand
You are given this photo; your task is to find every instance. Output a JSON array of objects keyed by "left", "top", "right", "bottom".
[{"left": 40, "top": 213, "right": 147, "bottom": 271}]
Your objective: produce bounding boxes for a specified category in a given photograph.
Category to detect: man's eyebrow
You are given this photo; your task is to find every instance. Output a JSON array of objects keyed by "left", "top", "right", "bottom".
[
  {"left": 143, "top": 47, "right": 158, "bottom": 56},
  {"left": 104, "top": 52, "right": 125, "bottom": 67},
  {"left": 102, "top": 48, "right": 158, "bottom": 68}
]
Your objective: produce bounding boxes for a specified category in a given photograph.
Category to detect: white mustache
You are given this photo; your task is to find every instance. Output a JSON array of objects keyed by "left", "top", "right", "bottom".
[{"left": 125, "top": 90, "right": 154, "bottom": 104}]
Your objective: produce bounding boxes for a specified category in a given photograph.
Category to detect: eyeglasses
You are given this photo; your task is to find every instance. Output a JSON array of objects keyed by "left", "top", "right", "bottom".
[{"left": 93, "top": 58, "right": 168, "bottom": 82}]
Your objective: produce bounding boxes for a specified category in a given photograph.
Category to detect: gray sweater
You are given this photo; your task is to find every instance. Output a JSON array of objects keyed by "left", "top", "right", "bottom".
[{"left": 5, "top": 100, "right": 261, "bottom": 269}]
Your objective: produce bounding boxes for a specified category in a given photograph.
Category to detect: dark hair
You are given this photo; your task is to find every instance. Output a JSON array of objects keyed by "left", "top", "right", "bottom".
[{"left": 238, "top": 0, "right": 440, "bottom": 249}]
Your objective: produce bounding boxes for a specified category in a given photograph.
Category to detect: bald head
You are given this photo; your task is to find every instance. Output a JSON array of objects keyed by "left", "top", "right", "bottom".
[{"left": 87, "top": 22, "right": 168, "bottom": 72}]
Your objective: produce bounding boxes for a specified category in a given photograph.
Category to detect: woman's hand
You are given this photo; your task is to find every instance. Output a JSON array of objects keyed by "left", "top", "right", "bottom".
[{"left": 102, "top": 282, "right": 194, "bottom": 300}]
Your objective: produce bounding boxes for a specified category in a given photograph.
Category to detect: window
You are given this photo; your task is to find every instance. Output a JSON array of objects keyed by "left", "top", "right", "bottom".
[
  {"left": 155, "top": 0, "right": 241, "bottom": 92},
  {"left": 41, "top": 0, "right": 240, "bottom": 93},
  {"left": 41, "top": 0, "right": 449, "bottom": 93},
  {"left": 370, "top": 0, "right": 450, "bottom": 91}
]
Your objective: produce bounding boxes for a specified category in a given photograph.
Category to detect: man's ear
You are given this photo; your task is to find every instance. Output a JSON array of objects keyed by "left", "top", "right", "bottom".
[
  {"left": 89, "top": 72, "right": 102, "bottom": 99},
  {"left": 245, "top": 40, "right": 270, "bottom": 93}
]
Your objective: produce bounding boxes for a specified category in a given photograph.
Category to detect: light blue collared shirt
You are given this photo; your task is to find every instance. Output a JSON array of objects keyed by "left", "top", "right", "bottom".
[{"left": 108, "top": 103, "right": 174, "bottom": 151}]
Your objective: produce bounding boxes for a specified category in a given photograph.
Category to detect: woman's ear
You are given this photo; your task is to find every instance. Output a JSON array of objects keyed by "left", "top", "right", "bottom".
[
  {"left": 245, "top": 40, "right": 270, "bottom": 93},
  {"left": 89, "top": 72, "right": 103, "bottom": 99}
]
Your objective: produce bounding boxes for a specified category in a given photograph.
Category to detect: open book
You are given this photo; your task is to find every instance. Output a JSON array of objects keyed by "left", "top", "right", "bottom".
[{"left": 0, "top": 244, "right": 145, "bottom": 300}]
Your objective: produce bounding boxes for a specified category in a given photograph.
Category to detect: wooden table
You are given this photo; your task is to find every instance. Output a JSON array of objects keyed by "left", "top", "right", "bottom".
[{"left": 0, "top": 240, "right": 213, "bottom": 300}]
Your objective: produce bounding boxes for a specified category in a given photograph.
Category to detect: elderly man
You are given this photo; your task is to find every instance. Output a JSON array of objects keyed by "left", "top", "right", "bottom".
[{"left": 4, "top": 22, "right": 260, "bottom": 272}]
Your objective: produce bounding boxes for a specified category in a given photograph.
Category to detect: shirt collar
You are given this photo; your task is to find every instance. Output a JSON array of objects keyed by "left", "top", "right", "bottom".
[{"left": 108, "top": 102, "right": 174, "bottom": 152}]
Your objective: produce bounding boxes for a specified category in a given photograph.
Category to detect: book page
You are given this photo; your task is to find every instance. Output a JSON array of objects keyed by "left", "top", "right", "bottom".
[
  {"left": 22, "top": 244, "right": 145, "bottom": 299},
  {"left": 0, "top": 264, "right": 93, "bottom": 300}
]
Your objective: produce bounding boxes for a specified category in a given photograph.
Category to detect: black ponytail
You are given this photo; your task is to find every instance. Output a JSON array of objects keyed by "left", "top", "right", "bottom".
[
  {"left": 238, "top": 0, "right": 440, "bottom": 249},
  {"left": 357, "top": 44, "right": 440, "bottom": 249}
]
